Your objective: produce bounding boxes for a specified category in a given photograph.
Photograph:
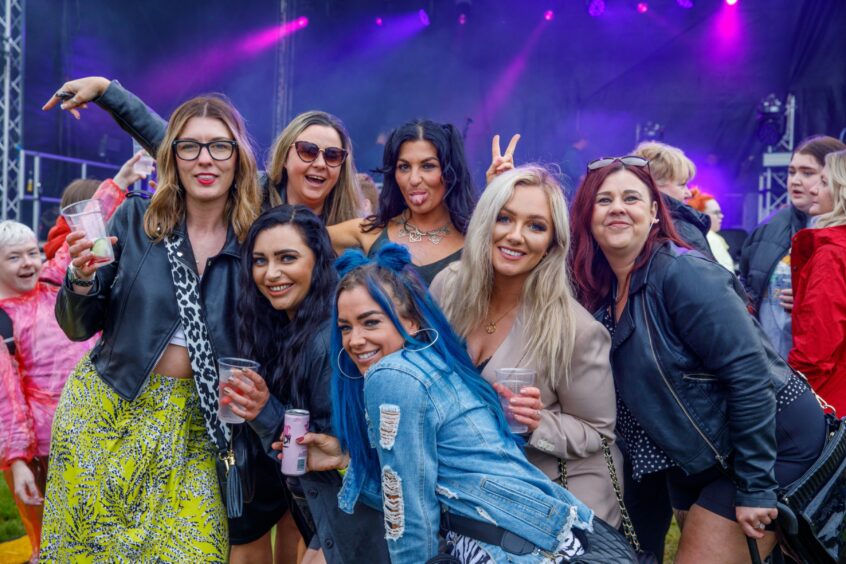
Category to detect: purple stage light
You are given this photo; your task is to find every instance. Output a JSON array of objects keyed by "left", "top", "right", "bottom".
[
  {"left": 375, "top": 17, "right": 383, "bottom": 26},
  {"left": 587, "top": 0, "right": 606, "bottom": 17},
  {"left": 544, "top": 10, "right": 554, "bottom": 21},
  {"left": 676, "top": 0, "right": 694, "bottom": 7},
  {"left": 725, "top": 0, "right": 738, "bottom": 4},
  {"left": 637, "top": 2, "right": 648, "bottom": 13},
  {"left": 458, "top": 13, "right": 467, "bottom": 25},
  {"left": 418, "top": 9, "right": 430, "bottom": 26},
  {"left": 296, "top": 17, "right": 308, "bottom": 28}
]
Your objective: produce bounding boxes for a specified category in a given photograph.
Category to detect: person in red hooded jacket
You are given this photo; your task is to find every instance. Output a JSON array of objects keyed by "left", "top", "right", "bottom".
[{"left": 789, "top": 149, "right": 846, "bottom": 413}]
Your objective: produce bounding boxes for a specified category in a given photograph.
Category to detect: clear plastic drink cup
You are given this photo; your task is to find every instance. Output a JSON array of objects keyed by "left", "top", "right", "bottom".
[
  {"left": 133, "top": 152, "right": 155, "bottom": 177},
  {"left": 217, "top": 357, "right": 260, "bottom": 424},
  {"left": 494, "top": 368, "right": 537, "bottom": 433},
  {"left": 61, "top": 199, "right": 114, "bottom": 267}
]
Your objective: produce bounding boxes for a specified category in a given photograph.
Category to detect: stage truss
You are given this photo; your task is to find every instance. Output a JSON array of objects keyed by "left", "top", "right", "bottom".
[
  {"left": 757, "top": 94, "right": 796, "bottom": 222},
  {"left": 0, "top": 0, "right": 24, "bottom": 220}
]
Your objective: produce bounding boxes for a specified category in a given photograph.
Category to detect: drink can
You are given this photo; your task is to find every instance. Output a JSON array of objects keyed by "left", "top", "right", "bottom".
[{"left": 281, "top": 409, "right": 310, "bottom": 476}]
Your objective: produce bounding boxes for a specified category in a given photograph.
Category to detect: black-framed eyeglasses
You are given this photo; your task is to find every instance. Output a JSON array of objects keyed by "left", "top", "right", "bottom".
[
  {"left": 587, "top": 155, "right": 650, "bottom": 172},
  {"left": 172, "top": 139, "right": 237, "bottom": 161},
  {"left": 294, "top": 141, "right": 348, "bottom": 168}
]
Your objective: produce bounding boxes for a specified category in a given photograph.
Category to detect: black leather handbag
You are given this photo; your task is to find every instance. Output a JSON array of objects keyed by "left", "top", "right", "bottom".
[{"left": 775, "top": 413, "right": 846, "bottom": 563}]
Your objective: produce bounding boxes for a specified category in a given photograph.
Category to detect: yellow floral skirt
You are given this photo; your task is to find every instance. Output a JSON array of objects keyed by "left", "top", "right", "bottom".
[{"left": 41, "top": 356, "right": 228, "bottom": 563}]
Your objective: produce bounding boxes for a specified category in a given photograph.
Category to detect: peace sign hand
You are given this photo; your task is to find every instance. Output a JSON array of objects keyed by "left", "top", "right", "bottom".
[{"left": 486, "top": 133, "right": 521, "bottom": 185}]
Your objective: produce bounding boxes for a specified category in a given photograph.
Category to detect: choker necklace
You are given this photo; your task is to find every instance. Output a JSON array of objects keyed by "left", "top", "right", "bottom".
[
  {"left": 396, "top": 215, "right": 450, "bottom": 245},
  {"left": 485, "top": 304, "right": 519, "bottom": 334}
]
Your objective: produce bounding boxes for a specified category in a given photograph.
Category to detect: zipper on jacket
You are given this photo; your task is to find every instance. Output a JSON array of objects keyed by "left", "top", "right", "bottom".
[{"left": 641, "top": 298, "right": 727, "bottom": 469}]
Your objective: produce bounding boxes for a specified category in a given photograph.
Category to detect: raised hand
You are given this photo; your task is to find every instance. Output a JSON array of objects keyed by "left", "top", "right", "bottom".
[
  {"left": 113, "top": 150, "right": 154, "bottom": 190},
  {"left": 42, "top": 76, "right": 111, "bottom": 120},
  {"left": 486, "top": 133, "right": 521, "bottom": 185}
]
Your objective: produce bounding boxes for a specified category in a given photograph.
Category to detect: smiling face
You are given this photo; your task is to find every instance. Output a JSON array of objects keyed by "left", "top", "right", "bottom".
[
  {"left": 0, "top": 238, "right": 42, "bottom": 298},
  {"left": 251, "top": 224, "right": 316, "bottom": 318},
  {"left": 284, "top": 125, "right": 344, "bottom": 214},
  {"left": 787, "top": 153, "right": 823, "bottom": 214},
  {"left": 337, "top": 285, "right": 417, "bottom": 375},
  {"left": 395, "top": 140, "right": 446, "bottom": 216},
  {"left": 808, "top": 165, "right": 834, "bottom": 216},
  {"left": 590, "top": 169, "right": 658, "bottom": 262},
  {"left": 174, "top": 117, "right": 237, "bottom": 207},
  {"left": 490, "top": 184, "right": 553, "bottom": 283}
]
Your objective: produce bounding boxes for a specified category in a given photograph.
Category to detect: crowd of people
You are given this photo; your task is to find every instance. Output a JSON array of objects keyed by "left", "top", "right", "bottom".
[{"left": 0, "top": 74, "right": 843, "bottom": 563}]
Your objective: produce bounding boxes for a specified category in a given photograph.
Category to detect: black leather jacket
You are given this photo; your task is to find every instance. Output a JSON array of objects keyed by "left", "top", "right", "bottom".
[
  {"left": 603, "top": 242, "right": 790, "bottom": 508},
  {"left": 739, "top": 205, "right": 807, "bottom": 316},
  {"left": 55, "top": 197, "right": 241, "bottom": 401},
  {"left": 662, "top": 194, "right": 714, "bottom": 260}
]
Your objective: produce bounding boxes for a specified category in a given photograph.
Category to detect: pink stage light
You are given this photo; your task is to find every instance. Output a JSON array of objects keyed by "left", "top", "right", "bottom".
[
  {"left": 458, "top": 13, "right": 467, "bottom": 25},
  {"left": 375, "top": 17, "right": 383, "bottom": 26},
  {"left": 296, "top": 17, "right": 308, "bottom": 28},
  {"left": 725, "top": 0, "right": 738, "bottom": 4},
  {"left": 637, "top": 2, "right": 648, "bottom": 13},
  {"left": 544, "top": 10, "right": 554, "bottom": 21}
]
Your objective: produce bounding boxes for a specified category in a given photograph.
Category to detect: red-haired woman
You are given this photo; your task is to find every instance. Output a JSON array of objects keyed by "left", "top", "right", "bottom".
[{"left": 568, "top": 156, "right": 825, "bottom": 563}]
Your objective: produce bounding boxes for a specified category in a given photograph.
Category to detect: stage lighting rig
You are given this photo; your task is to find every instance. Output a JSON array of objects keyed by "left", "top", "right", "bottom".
[
  {"left": 755, "top": 94, "right": 785, "bottom": 146},
  {"left": 455, "top": 0, "right": 472, "bottom": 25},
  {"left": 585, "top": 0, "right": 606, "bottom": 17},
  {"left": 636, "top": 121, "right": 665, "bottom": 142}
]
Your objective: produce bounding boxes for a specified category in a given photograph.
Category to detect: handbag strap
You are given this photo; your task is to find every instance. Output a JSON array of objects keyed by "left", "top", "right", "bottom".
[
  {"left": 557, "top": 437, "right": 643, "bottom": 554},
  {"left": 163, "top": 234, "right": 230, "bottom": 450}
]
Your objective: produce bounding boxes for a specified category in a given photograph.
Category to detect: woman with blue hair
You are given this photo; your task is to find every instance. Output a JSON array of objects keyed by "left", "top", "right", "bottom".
[{"left": 302, "top": 243, "right": 634, "bottom": 563}]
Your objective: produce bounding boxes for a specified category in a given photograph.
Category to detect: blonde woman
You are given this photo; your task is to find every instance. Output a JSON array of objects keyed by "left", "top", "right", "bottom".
[
  {"left": 789, "top": 148, "right": 846, "bottom": 413},
  {"left": 430, "top": 165, "right": 622, "bottom": 526},
  {"left": 44, "top": 77, "right": 364, "bottom": 226},
  {"left": 43, "top": 94, "right": 263, "bottom": 561}
]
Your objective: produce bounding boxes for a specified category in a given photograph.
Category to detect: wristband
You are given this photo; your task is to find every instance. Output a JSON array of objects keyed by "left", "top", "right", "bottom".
[{"left": 68, "top": 265, "right": 95, "bottom": 287}]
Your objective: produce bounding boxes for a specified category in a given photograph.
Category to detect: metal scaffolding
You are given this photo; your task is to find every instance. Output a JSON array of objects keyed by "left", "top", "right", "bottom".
[
  {"left": 0, "top": 0, "right": 24, "bottom": 220},
  {"left": 272, "top": 0, "right": 296, "bottom": 138},
  {"left": 757, "top": 94, "right": 796, "bottom": 222}
]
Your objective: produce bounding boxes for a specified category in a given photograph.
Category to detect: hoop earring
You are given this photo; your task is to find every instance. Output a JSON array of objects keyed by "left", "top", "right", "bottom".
[
  {"left": 403, "top": 328, "right": 440, "bottom": 353},
  {"left": 336, "top": 349, "right": 364, "bottom": 380}
]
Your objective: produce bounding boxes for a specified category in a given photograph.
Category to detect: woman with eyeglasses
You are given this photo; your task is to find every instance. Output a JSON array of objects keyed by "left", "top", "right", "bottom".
[
  {"left": 43, "top": 78, "right": 364, "bottom": 226},
  {"left": 44, "top": 95, "right": 264, "bottom": 561},
  {"left": 568, "top": 156, "right": 826, "bottom": 563},
  {"left": 327, "top": 119, "right": 482, "bottom": 286},
  {"left": 44, "top": 79, "right": 363, "bottom": 562}
]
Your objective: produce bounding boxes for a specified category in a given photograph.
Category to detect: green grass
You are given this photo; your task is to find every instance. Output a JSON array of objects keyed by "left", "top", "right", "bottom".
[{"left": 0, "top": 477, "right": 26, "bottom": 542}]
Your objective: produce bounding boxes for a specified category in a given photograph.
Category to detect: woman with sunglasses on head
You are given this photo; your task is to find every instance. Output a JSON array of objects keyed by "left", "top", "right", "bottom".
[
  {"left": 325, "top": 243, "right": 621, "bottom": 563},
  {"left": 43, "top": 78, "right": 363, "bottom": 561},
  {"left": 568, "top": 156, "right": 826, "bottom": 563},
  {"left": 430, "top": 165, "right": 623, "bottom": 528},
  {"left": 43, "top": 77, "right": 364, "bottom": 224},
  {"left": 328, "top": 119, "right": 489, "bottom": 286},
  {"left": 215, "top": 205, "right": 389, "bottom": 564},
  {"left": 44, "top": 94, "right": 264, "bottom": 561}
]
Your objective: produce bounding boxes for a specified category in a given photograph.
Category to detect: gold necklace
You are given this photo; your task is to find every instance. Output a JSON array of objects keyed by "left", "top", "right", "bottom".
[{"left": 485, "top": 303, "right": 519, "bottom": 334}]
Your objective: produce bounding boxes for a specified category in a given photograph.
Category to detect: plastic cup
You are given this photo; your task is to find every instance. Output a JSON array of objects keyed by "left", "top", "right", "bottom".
[
  {"left": 218, "top": 357, "right": 260, "bottom": 424},
  {"left": 133, "top": 152, "right": 155, "bottom": 177},
  {"left": 61, "top": 199, "right": 114, "bottom": 267},
  {"left": 494, "top": 368, "right": 537, "bottom": 433}
]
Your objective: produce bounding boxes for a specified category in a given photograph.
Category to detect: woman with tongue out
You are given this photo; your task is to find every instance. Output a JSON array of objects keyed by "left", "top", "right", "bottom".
[{"left": 327, "top": 119, "right": 481, "bottom": 286}]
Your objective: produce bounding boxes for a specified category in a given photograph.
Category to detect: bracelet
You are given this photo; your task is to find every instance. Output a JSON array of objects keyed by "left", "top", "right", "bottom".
[{"left": 68, "top": 265, "right": 95, "bottom": 287}]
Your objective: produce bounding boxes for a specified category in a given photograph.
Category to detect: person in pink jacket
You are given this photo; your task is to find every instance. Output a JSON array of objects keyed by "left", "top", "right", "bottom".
[{"left": 0, "top": 155, "right": 143, "bottom": 562}]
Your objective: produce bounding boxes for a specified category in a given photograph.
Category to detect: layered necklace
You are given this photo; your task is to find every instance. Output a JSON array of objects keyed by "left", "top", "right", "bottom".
[{"left": 395, "top": 213, "right": 450, "bottom": 245}]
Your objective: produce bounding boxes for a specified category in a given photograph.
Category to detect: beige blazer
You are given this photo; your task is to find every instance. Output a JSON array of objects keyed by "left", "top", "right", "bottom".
[{"left": 431, "top": 265, "right": 623, "bottom": 526}]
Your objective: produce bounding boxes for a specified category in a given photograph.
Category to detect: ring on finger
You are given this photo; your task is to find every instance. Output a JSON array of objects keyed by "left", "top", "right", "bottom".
[{"left": 755, "top": 522, "right": 766, "bottom": 531}]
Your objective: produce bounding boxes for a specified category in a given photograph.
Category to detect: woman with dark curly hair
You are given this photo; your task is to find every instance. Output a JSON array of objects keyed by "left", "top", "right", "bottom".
[{"left": 221, "top": 205, "right": 389, "bottom": 564}]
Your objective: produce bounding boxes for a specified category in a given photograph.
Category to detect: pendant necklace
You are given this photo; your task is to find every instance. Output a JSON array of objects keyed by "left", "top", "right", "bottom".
[{"left": 485, "top": 303, "right": 519, "bottom": 334}]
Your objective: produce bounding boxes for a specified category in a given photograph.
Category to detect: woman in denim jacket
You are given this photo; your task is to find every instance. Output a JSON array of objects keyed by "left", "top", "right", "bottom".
[{"left": 318, "top": 243, "right": 609, "bottom": 563}]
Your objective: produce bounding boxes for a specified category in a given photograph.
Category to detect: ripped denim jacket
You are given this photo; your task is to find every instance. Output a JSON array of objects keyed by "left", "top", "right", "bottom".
[{"left": 337, "top": 348, "right": 594, "bottom": 563}]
